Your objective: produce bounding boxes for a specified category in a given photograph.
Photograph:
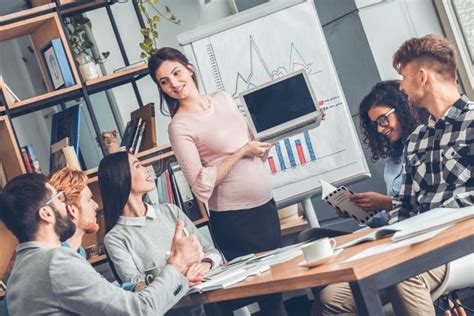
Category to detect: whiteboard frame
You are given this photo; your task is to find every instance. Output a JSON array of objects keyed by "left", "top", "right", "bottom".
[{"left": 178, "top": 0, "right": 370, "bottom": 208}]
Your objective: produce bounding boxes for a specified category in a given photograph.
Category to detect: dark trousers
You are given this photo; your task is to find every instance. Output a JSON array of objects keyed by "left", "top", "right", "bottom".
[{"left": 209, "top": 199, "right": 286, "bottom": 316}]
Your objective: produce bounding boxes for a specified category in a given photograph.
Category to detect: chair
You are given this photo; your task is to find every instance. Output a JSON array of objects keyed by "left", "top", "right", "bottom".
[
  {"left": 435, "top": 253, "right": 474, "bottom": 314},
  {"left": 104, "top": 247, "right": 123, "bottom": 285}
]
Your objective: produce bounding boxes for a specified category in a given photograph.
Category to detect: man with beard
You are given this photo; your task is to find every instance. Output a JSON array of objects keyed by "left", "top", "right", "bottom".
[
  {"left": 49, "top": 168, "right": 100, "bottom": 258},
  {"left": 0, "top": 173, "right": 204, "bottom": 315},
  {"left": 313, "top": 35, "right": 473, "bottom": 315},
  {"left": 49, "top": 168, "right": 142, "bottom": 292}
]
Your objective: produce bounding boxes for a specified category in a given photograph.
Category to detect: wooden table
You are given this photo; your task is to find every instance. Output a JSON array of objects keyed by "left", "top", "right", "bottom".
[{"left": 177, "top": 218, "right": 474, "bottom": 315}]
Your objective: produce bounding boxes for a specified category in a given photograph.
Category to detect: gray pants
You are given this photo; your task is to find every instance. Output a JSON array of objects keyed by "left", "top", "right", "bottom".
[{"left": 312, "top": 264, "right": 447, "bottom": 316}]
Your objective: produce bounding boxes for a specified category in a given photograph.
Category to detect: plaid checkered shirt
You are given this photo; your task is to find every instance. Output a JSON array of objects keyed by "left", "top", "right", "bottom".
[{"left": 390, "top": 95, "right": 474, "bottom": 221}]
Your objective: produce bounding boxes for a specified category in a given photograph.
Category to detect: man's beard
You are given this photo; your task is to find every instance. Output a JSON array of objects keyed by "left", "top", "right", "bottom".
[
  {"left": 83, "top": 221, "right": 100, "bottom": 234},
  {"left": 50, "top": 205, "right": 76, "bottom": 242}
]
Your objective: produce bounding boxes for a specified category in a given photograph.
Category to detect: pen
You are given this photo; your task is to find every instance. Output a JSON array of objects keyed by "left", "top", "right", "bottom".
[{"left": 172, "top": 207, "right": 189, "bottom": 237}]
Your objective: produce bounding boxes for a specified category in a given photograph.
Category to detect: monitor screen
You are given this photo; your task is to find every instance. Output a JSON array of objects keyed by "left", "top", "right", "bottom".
[{"left": 242, "top": 73, "right": 316, "bottom": 132}]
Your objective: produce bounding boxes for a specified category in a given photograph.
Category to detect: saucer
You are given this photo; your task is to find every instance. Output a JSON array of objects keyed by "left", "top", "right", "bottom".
[{"left": 299, "top": 249, "right": 343, "bottom": 268}]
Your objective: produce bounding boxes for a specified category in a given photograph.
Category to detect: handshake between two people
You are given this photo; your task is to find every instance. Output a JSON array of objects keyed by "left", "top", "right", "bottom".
[{"left": 167, "top": 220, "right": 211, "bottom": 287}]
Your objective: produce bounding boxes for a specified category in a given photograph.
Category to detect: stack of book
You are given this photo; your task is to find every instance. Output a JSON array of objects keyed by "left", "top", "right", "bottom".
[
  {"left": 21, "top": 144, "right": 42, "bottom": 174},
  {"left": 152, "top": 161, "right": 204, "bottom": 222},
  {"left": 121, "top": 103, "right": 157, "bottom": 154},
  {"left": 121, "top": 118, "right": 146, "bottom": 154}
]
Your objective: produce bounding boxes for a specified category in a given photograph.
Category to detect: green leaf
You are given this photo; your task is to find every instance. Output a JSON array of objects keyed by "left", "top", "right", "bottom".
[
  {"left": 153, "top": 15, "right": 160, "bottom": 22},
  {"left": 149, "top": 0, "right": 159, "bottom": 4},
  {"left": 144, "top": 38, "right": 153, "bottom": 46},
  {"left": 139, "top": 42, "right": 148, "bottom": 51},
  {"left": 140, "top": 52, "right": 147, "bottom": 59},
  {"left": 170, "top": 15, "right": 176, "bottom": 21},
  {"left": 165, "top": 6, "right": 170, "bottom": 13},
  {"left": 102, "top": 51, "right": 110, "bottom": 59},
  {"left": 140, "top": 28, "right": 150, "bottom": 36}
]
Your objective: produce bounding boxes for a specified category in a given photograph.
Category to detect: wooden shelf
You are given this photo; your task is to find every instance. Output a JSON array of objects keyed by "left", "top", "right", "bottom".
[
  {"left": 0, "top": 222, "right": 18, "bottom": 280},
  {"left": 8, "top": 84, "right": 82, "bottom": 113},
  {"left": 0, "top": 116, "right": 26, "bottom": 179},
  {"left": 0, "top": 116, "right": 24, "bottom": 279},
  {"left": 0, "top": 3, "right": 56, "bottom": 25},
  {"left": 30, "top": 0, "right": 110, "bottom": 17},
  {"left": 85, "top": 64, "right": 149, "bottom": 94},
  {"left": 0, "top": 13, "right": 81, "bottom": 115}
]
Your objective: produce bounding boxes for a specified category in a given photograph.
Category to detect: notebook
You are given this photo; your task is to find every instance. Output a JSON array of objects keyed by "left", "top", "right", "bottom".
[{"left": 239, "top": 70, "right": 321, "bottom": 143}]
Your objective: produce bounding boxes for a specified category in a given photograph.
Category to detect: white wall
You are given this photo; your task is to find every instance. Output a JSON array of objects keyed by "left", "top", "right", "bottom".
[
  {"left": 86, "top": 0, "right": 232, "bottom": 146},
  {"left": 356, "top": 0, "right": 444, "bottom": 80}
]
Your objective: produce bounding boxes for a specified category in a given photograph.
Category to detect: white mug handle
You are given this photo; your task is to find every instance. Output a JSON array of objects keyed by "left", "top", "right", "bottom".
[
  {"left": 329, "top": 238, "right": 337, "bottom": 250},
  {"left": 145, "top": 274, "right": 154, "bottom": 285}
]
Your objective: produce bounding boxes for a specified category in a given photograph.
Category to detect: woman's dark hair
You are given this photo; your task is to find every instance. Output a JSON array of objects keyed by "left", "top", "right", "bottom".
[
  {"left": 359, "top": 80, "right": 428, "bottom": 162},
  {"left": 148, "top": 47, "right": 198, "bottom": 117},
  {"left": 98, "top": 151, "right": 131, "bottom": 233}
]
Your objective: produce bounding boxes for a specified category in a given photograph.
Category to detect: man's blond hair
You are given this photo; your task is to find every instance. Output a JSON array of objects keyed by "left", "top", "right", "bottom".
[
  {"left": 393, "top": 34, "right": 457, "bottom": 79},
  {"left": 49, "top": 168, "right": 88, "bottom": 206}
]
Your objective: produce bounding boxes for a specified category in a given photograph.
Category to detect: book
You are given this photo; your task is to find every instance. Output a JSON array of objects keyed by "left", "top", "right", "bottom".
[
  {"left": 21, "top": 147, "right": 33, "bottom": 173},
  {"left": 320, "top": 180, "right": 381, "bottom": 225},
  {"left": 125, "top": 118, "right": 141, "bottom": 150},
  {"left": 132, "top": 121, "right": 146, "bottom": 154},
  {"left": 25, "top": 144, "right": 42, "bottom": 174},
  {"left": 0, "top": 161, "right": 7, "bottom": 190},
  {"left": 169, "top": 161, "right": 202, "bottom": 221},
  {"left": 113, "top": 60, "right": 146, "bottom": 73},
  {"left": 50, "top": 138, "right": 80, "bottom": 173},
  {"left": 120, "top": 121, "right": 132, "bottom": 147},
  {"left": 131, "top": 103, "right": 157, "bottom": 151},
  {"left": 338, "top": 206, "right": 474, "bottom": 249},
  {"left": 63, "top": 146, "right": 82, "bottom": 171},
  {"left": 163, "top": 170, "right": 174, "bottom": 204},
  {"left": 129, "top": 118, "right": 143, "bottom": 152},
  {"left": 50, "top": 38, "right": 75, "bottom": 88}
]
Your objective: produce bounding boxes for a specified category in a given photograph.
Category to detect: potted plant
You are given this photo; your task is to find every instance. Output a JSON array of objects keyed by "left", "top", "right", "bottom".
[
  {"left": 136, "top": 0, "right": 181, "bottom": 58},
  {"left": 64, "top": 14, "right": 110, "bottom": 80}
]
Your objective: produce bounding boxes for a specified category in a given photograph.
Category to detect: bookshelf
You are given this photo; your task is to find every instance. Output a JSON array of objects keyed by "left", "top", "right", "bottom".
[{"left": 0, "top": 0, "right": 187, "bottom": 279}]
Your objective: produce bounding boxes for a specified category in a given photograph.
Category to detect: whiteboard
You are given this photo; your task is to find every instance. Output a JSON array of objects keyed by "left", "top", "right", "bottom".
[{"left": 178, "top": 0, "right": 370, "bottom": 207}]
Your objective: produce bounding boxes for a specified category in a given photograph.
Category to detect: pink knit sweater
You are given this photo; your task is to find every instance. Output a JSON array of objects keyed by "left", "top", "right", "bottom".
[{"left": 168, "top": 91, "right": 272, "bottom": 211}]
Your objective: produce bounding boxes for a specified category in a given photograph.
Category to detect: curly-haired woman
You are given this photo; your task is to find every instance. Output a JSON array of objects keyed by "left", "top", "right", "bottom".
[{"left": 348, "top": 80, "right": 427, "bottom": 227}]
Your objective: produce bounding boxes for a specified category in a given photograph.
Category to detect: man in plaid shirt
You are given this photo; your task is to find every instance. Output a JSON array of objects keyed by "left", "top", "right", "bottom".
[
  {"left": 391, "top": 37, "right": 474, "bottom": 221},
  {"left": 314, "top": 35, "right": 473, "bottom": 316}
]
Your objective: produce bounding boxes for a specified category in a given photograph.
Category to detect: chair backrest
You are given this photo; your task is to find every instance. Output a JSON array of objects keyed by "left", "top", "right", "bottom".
[
  {"left": 104, "top": 247, "right": 123, "bottom": 285},
  {"left": 443, "top": 253, "right": 474, "bottom": 294},
  {"left": 296, "top": 227, "right": 349, "bottom": 244}
]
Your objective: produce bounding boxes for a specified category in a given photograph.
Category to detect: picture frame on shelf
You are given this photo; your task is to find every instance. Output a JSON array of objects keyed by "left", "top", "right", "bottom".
[
  {"left": 41, "top": 38, "right": 75, "bottom": 91},
  {"left": 435, "top": 0, "right": 474, "bottom": 99},
  {"left": 50, "top": 105, "right": 81, "bottom": 171}
]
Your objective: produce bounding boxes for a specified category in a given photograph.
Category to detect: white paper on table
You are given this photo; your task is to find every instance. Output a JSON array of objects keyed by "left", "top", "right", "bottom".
[{"left": 344, "top": 225, "right": 452, "bottom": 263}]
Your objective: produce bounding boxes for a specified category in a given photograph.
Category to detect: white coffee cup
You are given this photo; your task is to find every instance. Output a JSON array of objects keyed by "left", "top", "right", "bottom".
[
  {"left": 145, "top": 266, "right": 161, "bottom": 285},
  {"left": 301, "top": 238, "right": 336, "bottom": 263}
]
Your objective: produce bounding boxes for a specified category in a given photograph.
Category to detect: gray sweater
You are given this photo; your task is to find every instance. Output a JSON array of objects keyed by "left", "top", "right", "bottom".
[
  {"left": 7, "top": 242, "right": 188, "bottom": 315},
  {"left": 104, "top": 203, "right": 222, "bottom": 284}
]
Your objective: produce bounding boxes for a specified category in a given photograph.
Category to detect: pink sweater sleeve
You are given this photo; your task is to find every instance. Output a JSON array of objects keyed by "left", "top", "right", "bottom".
[{"left": 168, "top": 123, "right": 217, "bottom": 203}]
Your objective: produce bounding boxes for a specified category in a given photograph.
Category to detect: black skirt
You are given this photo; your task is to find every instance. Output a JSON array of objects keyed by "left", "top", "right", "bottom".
[{"left": 209, "top": 198, "right": 282, "bottom": 262}]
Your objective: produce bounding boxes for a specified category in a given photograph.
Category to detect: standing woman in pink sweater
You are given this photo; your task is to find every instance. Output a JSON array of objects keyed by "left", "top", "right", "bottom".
[{"left": 149, "top": 47, "right": 286, "bottom": 315}]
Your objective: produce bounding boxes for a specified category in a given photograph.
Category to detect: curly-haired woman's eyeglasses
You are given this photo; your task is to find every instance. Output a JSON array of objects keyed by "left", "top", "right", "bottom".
[{"left": 370, "top": 108, "right": 395, "bottom": 129}]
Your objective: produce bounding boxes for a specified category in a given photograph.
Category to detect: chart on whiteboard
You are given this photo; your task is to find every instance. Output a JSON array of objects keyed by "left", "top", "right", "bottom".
[{"left": 186, "top": 1, "right": 365, "bottom": 190}]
